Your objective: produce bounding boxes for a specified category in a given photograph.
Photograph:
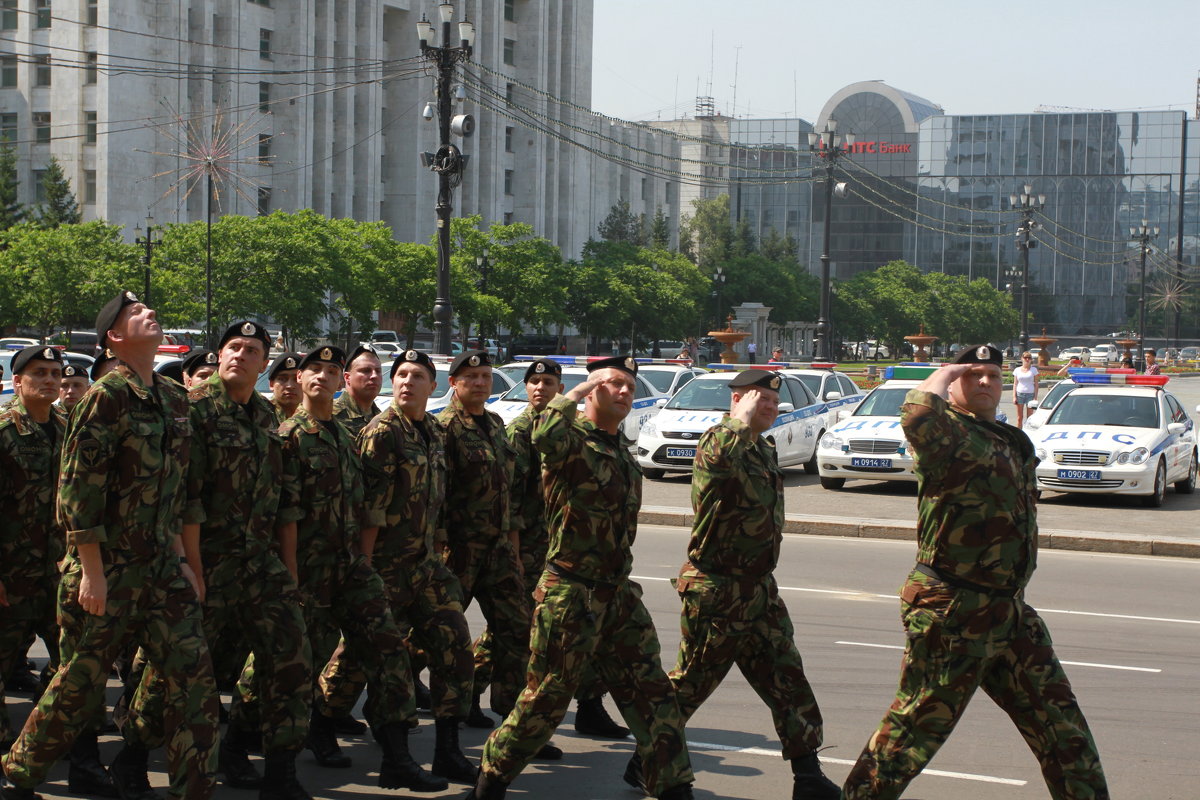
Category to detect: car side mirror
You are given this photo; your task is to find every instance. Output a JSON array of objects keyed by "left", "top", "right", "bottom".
[
  {"left": 1168, "top": 422, "right": 1186, "bottom": 435},
  {"left": 777, "top": 402, "right": 794, "bottom": 413},
  {"left": 824, "top": 391, "right": 842, "bottom": 401},
  {"left": 1028, "top": 400, "right": 1040, "bottom": 410},
  {"left": 654, "top": 397, "right": 668, "bottom": 407}
]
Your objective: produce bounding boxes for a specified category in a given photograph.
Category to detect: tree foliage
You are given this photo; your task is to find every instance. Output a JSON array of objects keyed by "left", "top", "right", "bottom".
[
  {"left": 36, "top": 157, "right": 81, "bottom": 228},
  {"left": 0, "top": 144, "right": 23, "bottom": 231}
]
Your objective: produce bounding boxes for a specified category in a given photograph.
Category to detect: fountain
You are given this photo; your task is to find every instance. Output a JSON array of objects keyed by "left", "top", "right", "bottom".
[
  {"left": 1029, "top": 327, "right": 1057, "bottom": 368},
  {"left": 1115, "top": 336, "right": 1138, "bottom": 365},
  {"left": 707, "top": 315, "right": 751, "bottom": 364},
  {"left": 903, "top": 323, "right": 938, "bottom": 362}
]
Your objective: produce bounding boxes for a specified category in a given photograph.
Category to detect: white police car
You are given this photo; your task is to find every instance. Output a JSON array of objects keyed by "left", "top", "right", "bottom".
[
  {"left": 1024, "top": 378, "right": 1078, "bottom": 431},
  {"left": 636, "top": 369, "right": 824, "bottom": 479},
  {"left": 1032, "top": 373, "right": 1198, "bottom": 507},
  {"left": 816, "top": 379, "right": 919, "bottom": 490},
  {"left": 777, "top": 363, "right": 865, "bottom": 430}
]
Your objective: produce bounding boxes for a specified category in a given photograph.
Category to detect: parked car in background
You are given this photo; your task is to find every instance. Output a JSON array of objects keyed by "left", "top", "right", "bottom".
[
  {"left": 1089, "top": 344, "right": 1119, "bottom": 364},
  {"left": 1180, "top": 346, "right": 1200, "bottom": 362},
  {"left": 1058, "top": 346, "right": 1091, "bottom": 362},
  {"left": 507, "top": 334, "right": 559, "bottom": 356}
]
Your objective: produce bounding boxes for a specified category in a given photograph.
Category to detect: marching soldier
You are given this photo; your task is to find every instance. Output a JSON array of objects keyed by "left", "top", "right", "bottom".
[
  {"left": 841, "top": 345, "right": 1109, "bottom": 799},
  {"left": 1, "top": 291, "right": 219, "bottom": 800},
  {"left": 267, "top": 352, "right": 303, "bottom": 421},
  {"left": 321, "top": 349, "right": 477, "bottom": 783},
  {"left": 181, "top": 349, "right": 218, "bottom": 390},
  {"left": 668, "top": 370, "right": 840, "bottom": 799},
  {"left": 332, "top": 345, "right": 382, "bottom": 438},
  {"left": 436, "top": 351, "right": 531, "bottom": 733},
  {"left": 278, "top": 346, "right": 444, "bottom": 793},
  {"left": 58, "top": 363, "right": 89, "bottom": 414},
  {"left": 469, "top": 356, "right": 695, "bottom": 800}
]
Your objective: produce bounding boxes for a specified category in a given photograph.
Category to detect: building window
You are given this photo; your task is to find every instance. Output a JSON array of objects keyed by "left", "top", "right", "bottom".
[
  {"left": 258, "top": 133, "right": 271, "bottom": 164},
  {"left": 32, "top": 111, "right": 50, "bottom": 143},
  {"left": 32, "top": 169, "right": 46, "bottom": 202},
  {"left": 258, "top": 81, "right": 270, "bottom": 112},
  {"left": 248, "top": 0, "right": 271, "bottom": 5},
  {"left": 0, "top": 0, "right": 16, "bottom": 30},
  {"left": 503, "top": 212, "right": 513, "bottom": 225},
  {"left": 0, "top": 112, "right": 16, "bottom": 142},
  {"left": 84, "top": 169, "right": 96, "bottom": 203},
  {"left": 84, "top": 110, "right": 96, "bottom": 143},
  {"left": 502, "top": 38, "right": 515, "bottom": 66},
  {"left": 86, "top": 0, "right": 97, "bottom": 25},
  {"left": 504, "top": 0, "right": 515, "bottom": 21},
  {"left": 504, "top": 126, "right": 513, "bottom": 152},
  {"left": 259, "top": 28, "right": 272, "bottom": 60},
  {"left": 504, "top": 169, "right": 513, "bottom": 195},
  {"left": 35, "top": 0, "right": 50, "bottom": 28},
  {"left": 257, "top": 186, "right": 272, "bottom": 216},
  {"left": 85, "top": 52, "right": 97, "bottom": 84},
  {"left": 0, "top": 56, "right": 16, "bottom": 88},
  {"left": 505, "top": 82, "right": 514, "bottom": 103},
  {"left": 35, "top": 54, "right": 52, "bottom": 87}
]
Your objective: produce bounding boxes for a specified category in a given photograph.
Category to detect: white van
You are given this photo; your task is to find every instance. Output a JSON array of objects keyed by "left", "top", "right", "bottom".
[{"left": 1089, "top": 344, "right": 1119, "bottom": 364}]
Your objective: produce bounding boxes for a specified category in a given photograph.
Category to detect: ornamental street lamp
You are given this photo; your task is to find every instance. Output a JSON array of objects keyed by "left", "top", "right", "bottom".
[
  {"left": 418, "top": 2, "right": 475, "bottom": 356},
  {"left": 808, "top": 120, "right": 853, "bottom": 361},
  {"left": 1130, "top": 219, "right": 1159, "bottom": 372},
  {"left": 133, "top": 215, "right": 162, "bottom": 304},
  {"left": 1008, "top": 185, "right": 1046, "bottom": 354}
]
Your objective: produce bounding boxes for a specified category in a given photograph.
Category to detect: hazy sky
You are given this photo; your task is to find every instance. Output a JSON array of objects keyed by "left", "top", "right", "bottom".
[{"left": 591, "top": 0, "right": 1199, "bottom": 123}]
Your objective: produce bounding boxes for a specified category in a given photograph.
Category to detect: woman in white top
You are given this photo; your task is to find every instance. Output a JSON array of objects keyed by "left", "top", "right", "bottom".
[{"left": 1011, "top": 351, "right": 1039, "bottom": 427}]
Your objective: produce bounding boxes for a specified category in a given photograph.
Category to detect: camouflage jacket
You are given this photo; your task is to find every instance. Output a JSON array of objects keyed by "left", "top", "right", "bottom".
[
  {"left": 437, "top": 392, "right": 512, "bottom": 548},
  {"left": 58, "top": 365, "right": 191, "bottom": 563},
  {"left": 684, "top": 416, "right": 782, "bottom": 580},
  {"left": 333, "top": 393, "right": 375, "bottom": 439},
  {"left": 270, "top": 398, "right": 293, "bottom": 425},
  {"left": 507, "top": 405, "right": 548, "bottom": 560},
  {"left": 184, "top": 374, "right": 285, "bottom": 572},
  {"left": 901, "top": 389, "right": 1037, "bottom": 593},
  {"left": 359, "top": 402, "right": 447, "bottom": 568},
  {"left": 0, "top": 398, "right": 66, "bottom": 589},
  {"left": 533, "top": 394, "right": 640, "bottom": 584}
]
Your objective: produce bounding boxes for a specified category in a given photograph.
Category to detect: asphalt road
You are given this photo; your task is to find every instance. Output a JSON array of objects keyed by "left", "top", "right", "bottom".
[{"left": 11, "top": 526, "right": 1198, "bottom": 799}]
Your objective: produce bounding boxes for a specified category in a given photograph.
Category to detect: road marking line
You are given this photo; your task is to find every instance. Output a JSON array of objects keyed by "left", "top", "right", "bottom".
[
  {"left": 835, "top": 641, "right": 1162, "bottom": 673},
  {"left": 1038, "top": 607, "right": 1200, "bottom": 626},
  {"left": 631, "top": 575, "right": 895, "bottom": 600}
]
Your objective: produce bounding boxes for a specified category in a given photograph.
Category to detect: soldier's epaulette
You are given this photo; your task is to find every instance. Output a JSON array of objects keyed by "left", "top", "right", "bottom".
[{"left": 0, "top": 406, "right": 15, "bottom": 431}]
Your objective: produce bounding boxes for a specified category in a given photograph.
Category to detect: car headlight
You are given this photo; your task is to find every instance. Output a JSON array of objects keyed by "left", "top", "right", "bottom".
[
  {"left": 640, "top": 420, "right": 657, "bottom": 438},
  {"left": 1121, "top": 447, "right": 1149, "bottom": 465},
  {"left": 819, "top": 433, "right": 842, "bottom": 450},
  {"left": 1036, "top": 447, "right": 1047, "bottom": 460}
]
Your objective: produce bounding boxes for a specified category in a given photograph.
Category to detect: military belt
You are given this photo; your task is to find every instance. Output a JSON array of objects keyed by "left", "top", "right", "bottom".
[
  {"left": 546, "top": 561, "right": 616, "bottom": 591},
  {"left": 914, "top": 562, "right": 1019, "bottom": 598}
]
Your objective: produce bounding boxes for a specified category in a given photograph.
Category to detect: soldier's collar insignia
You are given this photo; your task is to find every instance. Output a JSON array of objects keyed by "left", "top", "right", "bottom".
[
  {"left": 241, "top": 322, "right": 256, "bottom": 336},
  {"left": 320, "top": 347, "right": 333, "bottom": 360},
  {"left": 405, "top": 350, "right": 418, "bottom": 361},
  {"left": 534, "top": 362, "right": 545, "bottom": 373},
  {"left": 976, "top": 345, "right": 990, "bottom": 360},
  {"left": 469, "top": 355, "right": 480, "bottom": 367}
]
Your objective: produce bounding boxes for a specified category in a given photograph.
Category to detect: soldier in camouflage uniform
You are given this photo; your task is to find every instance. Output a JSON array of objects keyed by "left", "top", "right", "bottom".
[
  {"left": 332, "top": 345, "right": 382, "bottom": 438},
  {"left": 469, "top": 356, "right": 695, "bottom": 800},
  {"left": 320, "top": 349, "right": 477, "bottom": 783},
  {"left": 1, "top": 292, "right": 219, "bottom": 800},
  {"left": 181, "top": 349, "right": 218, "bottom": 390},
  {"left": 58, "top": 363, "right": 89, "bottom": 415},
  {"left": 122, "top": 321, "right": 316, "bottom": 799},
  {"left": 267, "top": 352, "right": 303, "bottom": 422},
  {"left": 842, "top": 345, "right": 1109, "bottom": 800},
  {"left": 669, "top": 370, "right": 840, "bottom": 800},
  {"left": 436, "top": 351, "right": 531, "bottom": 729},
  {"left": 277, "top": 345, "right": 444, "bottom": 793}
]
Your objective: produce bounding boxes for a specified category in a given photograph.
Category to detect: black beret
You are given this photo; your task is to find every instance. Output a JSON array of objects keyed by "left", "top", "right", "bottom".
[
  {"left": 348, "top": 344, "right": 381, "bottom": 366},
  {"left": 62, "top": 363, "right": 86, "bottom": 380},
  {"left": 181, "top": 348, "right": 218, "bottom": 377},
  {"left": 728, "top": 369, "right": 783, "bottom": 391},
  {"left": 90, "top": 349, "right": 117, "bottom": 381},
  {"left": 95, "top": 290, "right": 141, "bottom": 346},
  {"left": 391, "top": 349, "right": 436, "bottom": 380},
  {"left": 218, "top": 320, "right": 272, "bottom": 352},
  {"left": 952, "top": 344, "right": 1003, "bottom": 367},
  {"left": 268, "top": 352, "right": 303, "bottom": 381},
  {"left": 299, "top": 345, "right": 346, "bottom": 370},
  {"left": 587, "top": 355, "right": 638, "bottom": 377},
  {"left": 523, "top": 358, "right": 562, "bottom": 382},
  {"left": 12, "top": 345, "right": 63, "bottom": 375},
  {"left": 449, "top": 349, "right": 492, "bottom": 376},
  {"left": 158, "top": 360, "right": 184, "bottom": 385}
]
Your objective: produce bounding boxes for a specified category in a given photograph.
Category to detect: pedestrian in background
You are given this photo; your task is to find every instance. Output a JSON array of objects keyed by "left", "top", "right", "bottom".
[{"left": 1011, "top": 351, "right": 1038, "bottom": 428}]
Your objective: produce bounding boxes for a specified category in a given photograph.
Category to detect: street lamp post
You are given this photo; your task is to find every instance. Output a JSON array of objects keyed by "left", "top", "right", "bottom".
[
  {"left": 1008, "top": 185, "right": 1046, "bottom": 354},
  {"left": 418, "top": 3, "right": 475, "bottom": 356},
  {"left": 133, "top": 215, "right": 162, "bottom": 304},
  {"left": 1130, "top": 219, "right": 1159, "bottom": 372},
  {"left": 711, "top": 267, "right": 726, "bottom": 327},
  {"left": 808, "top": 121, "right": 853, "bottom": 362},
  {"left": 475, "top": 245, "right": 490, "bottom": 340}
]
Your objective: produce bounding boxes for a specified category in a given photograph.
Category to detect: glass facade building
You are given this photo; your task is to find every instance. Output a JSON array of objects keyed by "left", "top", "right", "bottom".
[{"left": 730, "top": 82, "right": 1200, "bottom": 338}]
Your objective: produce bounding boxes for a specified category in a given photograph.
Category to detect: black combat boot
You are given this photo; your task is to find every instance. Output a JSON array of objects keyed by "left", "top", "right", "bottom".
[
  {"left": 305, "top": 711, "right": 351, "bottom": 769},
  {"left": 431, "top": 718, "right": 477, "bottom": 783},
  {"left": 0, "top": 775, "right": 44, "bottom": 800},
  {"left": 464, "top": 696, "right": 495, "bottom": 729},
  {"left": 622, "top": 753, "right": 647, "bottom": 794},
  {"left": 462, "top": 771, "right": 508, "bottom": 800},
  {"left": 331, "top": 714, "right": 367, "bottom": 735},
  {"left": 377, "top": 723, "right": 447, "bottom": 792},
  {"left": 108, "top": 743, "right": 164, "bottom": 800},
  {"left": 258, "top": 750, "right": 312, "bottom": 800},
  {"left": 219, "top": 725, "right": 263, "bottom": 789},
  {"left": 658, "top": 784, "right": 695, "bottom": 800},
  {"left": 414, "top": 675, "right": 432, "bottom": 713},
  {"left": 533, "top": 741, "right": 562, "bottom": 760},
  {"left": 790, "top": 752, "right": 841, "bottom": 800},
  {"left": 66, "top": 728, "right": 119, "bottom": 797},
  {"left": 574, "top": 695, "right": 630, "bottom": 739}
]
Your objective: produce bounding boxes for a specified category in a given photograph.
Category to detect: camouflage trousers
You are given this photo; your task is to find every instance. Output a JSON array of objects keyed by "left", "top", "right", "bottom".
[
  {"left": 481, "top": 573, "right": 693, "bottom": 796},
  {"left": 669, "top": 571, "right": 823, "bottom": 759},
  {"left": 125, "top": 554, "right": 312, "bottom": 753},
  {"left": 446, "top": 537, "right": 531, "bottom": 715},
  {"left": 842, "top": 582, "right": 1109, "bottom": 800},
  {"left": 2, "top": 555, "right": 219, "bottom": 800},
  {"left": 321, "top": 556, "right": 473, "bottom": 721},
  {"left": 0, "top": 577, "right": 58, "bottom": 743}
]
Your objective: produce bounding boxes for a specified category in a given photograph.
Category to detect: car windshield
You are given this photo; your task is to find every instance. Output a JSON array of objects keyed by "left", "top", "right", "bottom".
[
  {"left": 854, "top": 387, "right": 910, "bottom": 417},
  {"left": 499, "top": 372, "right": 588, "bottom": 402},
  {"left": 664, "top": 378, "right": 731, "bottom": 411},
  {"left": 792, "top": 373, "right": 821, "bottom": 396},
  {"left": 639, "top": 368, "right": 678, "bottom": 393},
  {"left": 1038, "top": 380, "right": 1076, "bottom": 411},
  {"left": 1048, "top": 394, "right": 1159, "bottom": 427}
]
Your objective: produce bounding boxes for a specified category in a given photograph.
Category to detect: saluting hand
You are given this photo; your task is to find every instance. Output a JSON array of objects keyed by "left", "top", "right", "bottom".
[
  {"left": 565, "top": 376, "right": 603, "bottom": 403},
  {"left": 731, "top": 388, "right": 762, "bottom": 427}
]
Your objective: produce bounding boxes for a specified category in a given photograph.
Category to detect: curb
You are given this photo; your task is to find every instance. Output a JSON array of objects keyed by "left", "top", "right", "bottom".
[{"left": 638, "top": 506, "right": 1200, "bottom": 559}]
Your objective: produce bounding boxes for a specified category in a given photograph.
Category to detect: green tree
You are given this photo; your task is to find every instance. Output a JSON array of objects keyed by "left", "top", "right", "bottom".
[
  {"left": 596, "top": 199, "right": 644, "bottom": 246},
  {"left": 36, "top": 157, "right": 81, "bottom": 228},
  {"left": 0, "top": 144, "right": 23, "bottom": 231},
  {"left": 836, "top": 260, "right": 931, "bottom": 354},
  {"left": 649, "top": 206, "right": 671, "bottom": 250}
]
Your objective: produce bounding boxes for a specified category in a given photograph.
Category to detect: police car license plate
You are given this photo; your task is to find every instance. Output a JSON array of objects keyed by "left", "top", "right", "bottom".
[
  {"left": 1057, "top": 469, "right": 1102, "bottom": 481},
  {"left": 666, "top": 447, "right": 696, "bottom": 460},
  {"left": 851, "top": 457, "right": 892, "bottom": 469}
]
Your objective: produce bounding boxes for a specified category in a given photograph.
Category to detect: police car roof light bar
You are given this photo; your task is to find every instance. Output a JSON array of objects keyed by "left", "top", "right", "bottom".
[
  {"left": 1070, "top": 373, "right": 1169, "bottom": 387},
  {"left": 884, "top": 364, "right": 944, "bottom": 380},
  {"left": 1066, "top": 367, "right": 1136, "bottom": 375},
  {"left": 704, "top": 363, "right": 783, "bottom": 371}
]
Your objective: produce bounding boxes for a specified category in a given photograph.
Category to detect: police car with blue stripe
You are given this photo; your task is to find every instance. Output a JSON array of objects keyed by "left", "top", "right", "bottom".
[
  {"left": 636, "top": 367, "right": 824, "bottom": 479},
  {"left": 776, "top": 362, "right": 865, "bottom": 430},
  {"left": 1032, "top": 371, "right": 1198, "bottom": 507}
]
